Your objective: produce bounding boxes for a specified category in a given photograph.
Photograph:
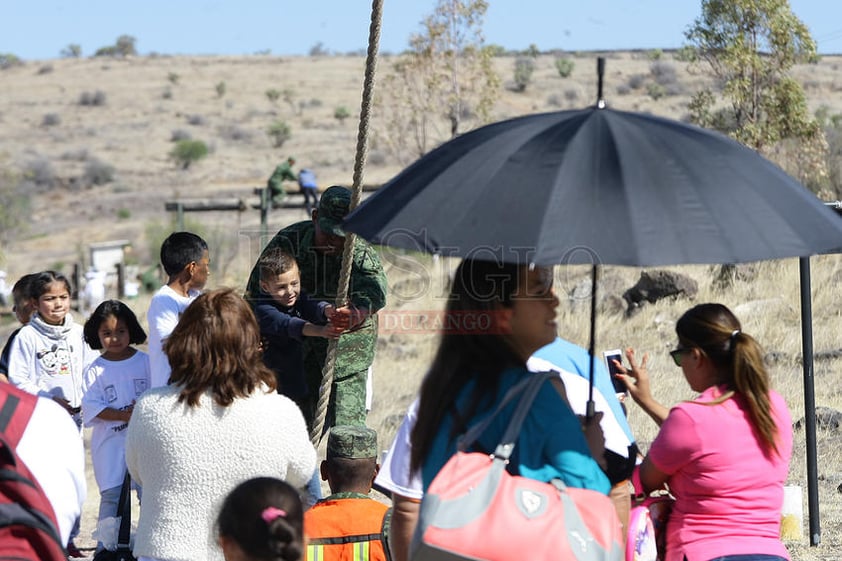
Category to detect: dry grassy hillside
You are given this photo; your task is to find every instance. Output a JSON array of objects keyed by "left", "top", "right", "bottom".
[
  {"left": 2, "top": 51, "right": 842, "bottom": 559},
  {"left": 2, "top": 51, "right": 842, "bottom": 275}
]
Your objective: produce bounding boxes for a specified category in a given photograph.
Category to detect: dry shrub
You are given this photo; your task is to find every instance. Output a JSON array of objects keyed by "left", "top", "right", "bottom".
[
  {"left": 83, "top": 158, "right": 115, "bottom": 187},
  {"left": 78, "top": 90, "right": 106, "bottom": 106}
]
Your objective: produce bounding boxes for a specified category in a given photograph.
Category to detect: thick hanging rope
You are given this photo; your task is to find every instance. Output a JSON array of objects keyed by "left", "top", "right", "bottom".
[{"left": 310, "top": 0, "right": 383, "bottom": 445}]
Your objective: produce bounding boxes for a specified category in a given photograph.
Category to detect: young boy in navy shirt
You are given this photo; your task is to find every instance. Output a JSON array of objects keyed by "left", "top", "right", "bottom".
[{"left": 254, "top": 247, "right": 344, "bottom": 411}]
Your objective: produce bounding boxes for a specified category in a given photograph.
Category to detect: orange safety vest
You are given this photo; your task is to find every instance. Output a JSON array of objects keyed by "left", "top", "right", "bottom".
[{"left": 305, "top": 494, "right": 390, "bottom": 561}]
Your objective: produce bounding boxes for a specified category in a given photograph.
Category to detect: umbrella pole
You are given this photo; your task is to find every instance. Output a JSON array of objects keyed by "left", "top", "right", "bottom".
[
  {"left": 799, "top": 256, "right": 821, "bottom": 546},
  {"left": 586, "top": 264, "right": 598, "bottom": 418},
  {"left": 587, "top": 57, "right": 604, "bottom": 418}
]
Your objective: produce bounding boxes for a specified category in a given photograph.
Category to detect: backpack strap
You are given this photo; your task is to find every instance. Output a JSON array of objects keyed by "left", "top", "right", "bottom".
[{"left": 457, "top": 371, "right": 556, "bottom": 461}]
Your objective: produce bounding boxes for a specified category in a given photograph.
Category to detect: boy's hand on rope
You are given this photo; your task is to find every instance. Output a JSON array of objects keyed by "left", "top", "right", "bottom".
[{"left": 328, "top": 304, "right": 369, "bottom": 331}]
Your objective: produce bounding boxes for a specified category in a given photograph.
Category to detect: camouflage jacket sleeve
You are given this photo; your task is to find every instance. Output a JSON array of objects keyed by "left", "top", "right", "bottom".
[
  {"left": 349, "top": 239, "right": 387, "bottom": 313},
  {"left": 267, "top": 163, "right": 296, "bottom": 190}
]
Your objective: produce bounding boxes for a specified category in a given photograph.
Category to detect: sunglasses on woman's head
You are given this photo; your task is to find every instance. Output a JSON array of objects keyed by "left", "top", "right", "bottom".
[{"left": 669, "top": 347, "right": 691, "bottom": 367}]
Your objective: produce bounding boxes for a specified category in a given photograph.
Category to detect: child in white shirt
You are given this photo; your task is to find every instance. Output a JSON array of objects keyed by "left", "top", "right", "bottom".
[
  {"left": 81, "top": 299, "right": 150, "bottom": 552},
  {"left": 146, "top": 231, "right": 210, "bottom": 387}
]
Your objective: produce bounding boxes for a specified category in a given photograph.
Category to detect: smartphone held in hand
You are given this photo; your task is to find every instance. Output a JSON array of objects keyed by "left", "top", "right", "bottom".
[{"left": 603, "top": 349, "right": 628, "bottom": 396}]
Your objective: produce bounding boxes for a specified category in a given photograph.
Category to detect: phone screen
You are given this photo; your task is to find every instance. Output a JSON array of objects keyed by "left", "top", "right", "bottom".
[{"left": 603, "top": 350, "right": 626, "bottom": 394}]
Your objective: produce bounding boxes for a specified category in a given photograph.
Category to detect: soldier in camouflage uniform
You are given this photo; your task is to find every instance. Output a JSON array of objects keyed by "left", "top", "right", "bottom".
[
  {"left": 305, "top": 426, "right": 391, "bottom": 561},
  {"left": 267, "top": 156, "right": 297, "bottom": 207},
  {"left": 245, "top": 186, "right": 387, "bottom": 429}
]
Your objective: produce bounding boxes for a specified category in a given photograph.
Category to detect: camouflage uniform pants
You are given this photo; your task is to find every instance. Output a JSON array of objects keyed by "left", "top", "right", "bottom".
[
  {"left": 270, "top": 188, "right": 286, "bottom": 206},
  {"left": 301, "top": 325, "right": 375, "bottom": 430}
]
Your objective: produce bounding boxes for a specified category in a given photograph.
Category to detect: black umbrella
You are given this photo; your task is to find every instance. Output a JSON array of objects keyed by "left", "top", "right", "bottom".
[
  {"left": 345, "top": 106, "right": 842, "bottom": 267},
  {"left": 346, "top": 59, "right": 842, "bottom": 544}
]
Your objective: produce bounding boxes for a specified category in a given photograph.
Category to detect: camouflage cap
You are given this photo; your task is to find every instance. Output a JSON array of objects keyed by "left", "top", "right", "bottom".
[
  {"left": 327, "top": 425, "right": 378, "bottom": 459},
  {"left": 317, "top": 185, "right": 351, "bottom": 237}
]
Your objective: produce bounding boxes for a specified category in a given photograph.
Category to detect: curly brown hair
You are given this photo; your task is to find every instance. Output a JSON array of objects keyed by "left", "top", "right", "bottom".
[{"left": 164, "top": 288, "right": 276, "bottom": 407}]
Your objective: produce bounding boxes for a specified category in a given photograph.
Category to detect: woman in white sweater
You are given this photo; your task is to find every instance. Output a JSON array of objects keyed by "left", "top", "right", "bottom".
[{"left": 126, "top": 288, "right": 316, "bottom": 561}]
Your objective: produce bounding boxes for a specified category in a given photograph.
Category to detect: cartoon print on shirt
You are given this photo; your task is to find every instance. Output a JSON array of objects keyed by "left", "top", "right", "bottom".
[
  {"left": 54, "top": 347, "right": 71, "bottom": 375},
  {"left": 35, "top": 343, "right": 72, "bottom": 376}
]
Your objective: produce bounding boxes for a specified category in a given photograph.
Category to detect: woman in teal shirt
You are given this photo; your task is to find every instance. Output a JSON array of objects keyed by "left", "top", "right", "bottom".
[{"left": 410, "top": 258, "right": 610, "bottom": 495}]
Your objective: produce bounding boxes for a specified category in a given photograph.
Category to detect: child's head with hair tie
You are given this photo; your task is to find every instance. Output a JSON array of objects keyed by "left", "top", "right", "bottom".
[{"left": 217, "top": 477, "right": 304, "bottom": 561}]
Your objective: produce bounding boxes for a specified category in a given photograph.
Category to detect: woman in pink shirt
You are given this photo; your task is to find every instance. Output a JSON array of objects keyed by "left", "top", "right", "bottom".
[{"left": 617, "top": 303, "right": 793, "bottom": 561}]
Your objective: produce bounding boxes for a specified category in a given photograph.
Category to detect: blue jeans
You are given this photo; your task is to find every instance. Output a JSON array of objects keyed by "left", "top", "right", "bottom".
[
  {"left": 96, "top": 483, "right": 142, "bottom": 551},
  {"left": 301, "top": 187, "right": 319, "bottom": 215},
  {"left": 304, "top": 467, "right": 323, "bottom": 508},
  {"left": 696, "top": 553, "right": 786, "bottom": 561}
]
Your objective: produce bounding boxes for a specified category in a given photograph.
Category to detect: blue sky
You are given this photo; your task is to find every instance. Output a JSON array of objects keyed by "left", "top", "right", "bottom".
[{"left": 3, "top": 1, "right": 841, "bottom": 60}]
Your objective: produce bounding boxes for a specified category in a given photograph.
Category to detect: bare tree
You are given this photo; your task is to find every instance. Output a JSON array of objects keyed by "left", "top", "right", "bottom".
[{"left": 376, "top": 0, "right": 500, "bottom": 163}]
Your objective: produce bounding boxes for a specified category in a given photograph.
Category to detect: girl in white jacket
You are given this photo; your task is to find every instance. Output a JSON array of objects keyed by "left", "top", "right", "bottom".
[{"left": 8, "top": 270, "right": 97, "bottom": 422}]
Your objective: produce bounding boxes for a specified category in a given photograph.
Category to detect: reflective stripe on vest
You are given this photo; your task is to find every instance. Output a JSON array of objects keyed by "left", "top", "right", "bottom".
[
  {"left": 307, "top": 533, "right": 381, "bottom": 561},
  {"left": 307, "top": 543, "right": 323, "bottom": 561}
]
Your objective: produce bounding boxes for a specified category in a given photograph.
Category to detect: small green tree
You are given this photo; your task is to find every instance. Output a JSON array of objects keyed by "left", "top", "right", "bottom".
[
  {"left": 169, "top": 140, "right": 208, "bottom": 169},
  {"left": 0, "top": 53, "right": 23, "bottom": 70},
  {"left": 685, "top": 0, "right": 827, "bottom": 189},
  {"left": 821, "top": 114, "right": 842, "bottom": 198},
  {"left": 673, "top": 45, "right": 697, "bottom": 62},
  {"left": 167, "top": 72, "right": 180, "bottom": 85},
  {"left": 265, "top": 89, "right": 281, "bottom": 104},
  {"left": 94, "top": 46, "right": 118, "bottom": 57},
  {"left": 282, "top": 89, "right": 298, "bottom": 114},
  {"left": 485, "top": 44, "right": 505, "bottom": 57},
  {"left": 309, "top": 42, "right": 329, "bottom": 56},
  {"left": 267, "top": 121, "right": 291, "bottom": 148},
  {"left": 554, "top": 57, "right": 574, "bottom": 78},
  {"left": 334, "top": 106, "right": 351, "bottom": 123},
  {"left": 512, "top": 57, "right": 534, "bottom": 92},
  {"left": 61, "top": 44, "right": 82, "bottom": 58},
  {"left": 115, "top": 35, "right": 137, "bottom": 56},
  {"left": 647, "top": 82, "right": 666, "bottom": 100},
  {"left": 215, "top": 81, "right": 226, "bottom": 98},
  {"left": 95, "top": 35, "right": 137, "bottom": 57},
  {"left": 83, "top": 159, "right": 115, "bottom": 186}
]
